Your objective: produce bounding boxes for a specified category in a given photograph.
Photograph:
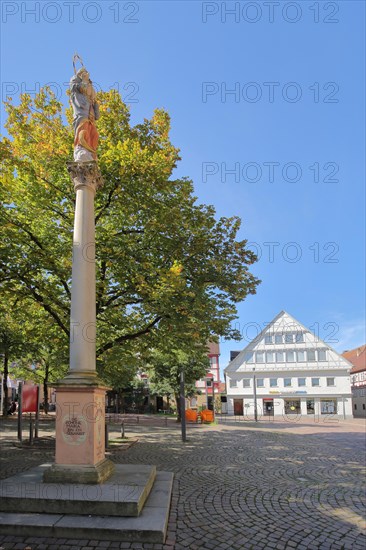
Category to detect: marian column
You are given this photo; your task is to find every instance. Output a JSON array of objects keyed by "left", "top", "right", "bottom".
[{"left": 44, "top": 56, "right": 114, "bottom": 484}]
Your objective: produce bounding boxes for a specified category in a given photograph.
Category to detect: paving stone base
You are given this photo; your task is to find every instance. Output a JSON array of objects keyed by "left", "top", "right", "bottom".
[
  {"left": 0, "top": 463, "right": 157, "bottom": 517},
  {"left": 0, "top": 472, "right": 173, "bottom": 544}
]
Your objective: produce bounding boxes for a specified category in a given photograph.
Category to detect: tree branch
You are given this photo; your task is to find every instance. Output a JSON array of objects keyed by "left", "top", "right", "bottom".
[{"left": 96, "top": 316, "right": 163, "bottom": 356}]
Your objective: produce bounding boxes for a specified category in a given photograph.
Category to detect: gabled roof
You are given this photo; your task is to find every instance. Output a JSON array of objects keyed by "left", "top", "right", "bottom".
[
  {"left": 342, "top": 345, "right": 366, "bottom": 373},
  {"left": 225, "top": 310, "right": 353, "bottom": 374}
]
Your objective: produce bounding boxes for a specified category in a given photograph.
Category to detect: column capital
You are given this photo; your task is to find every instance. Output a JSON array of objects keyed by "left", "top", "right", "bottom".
[{"left": 67, "top": 161, "right": 104, "bottom": 194}]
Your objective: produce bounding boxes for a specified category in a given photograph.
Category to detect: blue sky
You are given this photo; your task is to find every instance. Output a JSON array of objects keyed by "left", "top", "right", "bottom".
[{"left": 1, "top": 1, "right": 365, "bottom": 371}]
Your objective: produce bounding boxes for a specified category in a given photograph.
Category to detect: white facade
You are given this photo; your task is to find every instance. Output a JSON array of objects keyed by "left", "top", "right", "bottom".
[{"left": 224, "top": 311, "right": 353, "bottom": 419}]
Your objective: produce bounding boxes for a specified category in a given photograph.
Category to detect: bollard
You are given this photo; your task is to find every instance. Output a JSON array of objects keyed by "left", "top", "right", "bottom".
[
  {"left": 29, "top": 418, "right": 34, "bottom": 445},
  {"left": 121, "top": 422, "right": 125, "bottom": 439},
  {"left": 105, "top": 422, "right": 109, "bottom": 449}
]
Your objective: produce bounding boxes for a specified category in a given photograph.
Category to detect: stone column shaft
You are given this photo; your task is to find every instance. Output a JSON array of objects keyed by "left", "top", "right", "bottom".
[{"left": 70, "top": 180, "right": 96, "bottom": 375}]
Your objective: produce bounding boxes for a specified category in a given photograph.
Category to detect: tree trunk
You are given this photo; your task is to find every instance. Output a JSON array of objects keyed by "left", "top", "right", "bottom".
[
  {"left": 175, "top": 392, "right": 181, "bottom": 423},
  {"left": 2, "top": 352, "right": 9, "bottom": 416},
  {"left": 43, "top": 362, "right": 49, "bottom": 414}
]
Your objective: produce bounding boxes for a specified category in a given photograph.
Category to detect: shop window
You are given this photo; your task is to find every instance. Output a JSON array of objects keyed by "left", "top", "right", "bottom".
[
  {"left": 326, "top": 377, "right": 335, "bottom": 387},
  {"left": 307, "top": 350, "right": 316, "bottom": 362},
  {"left": 318, "top": 350, "right": 327, "bottom": 361},
  {"left": 284, "top": 399, "right": 301, "bottom": 414},
  {"left": 229, "top": 379, "right": 238, "bottom": 388},
  {"left": 284, "top": 378, "right": 292, "bottom": 387},
  {"left": 307, "top": 399, "right": 315, "bottom": 414},
  {"left": 311, "top": 378, "right": 320, "bottom": 387},
  {"left": 297, "top": 350, "right": 306, "bottom": 362},
  {"left": 243, "top": 379, "right": 250, "bottom": 388},
  {"left": 270, "top": 378, "right": 278, "bottom": 387},
  {"left": 321, "top": 399, "right": 337, "bottom": 414},
  {"left": 266, "top": 351, "right": 275, "bottom": 363},
  {"left": 256, "top": 352, "right": 265, "bottom": 363},
  {"left": 298, "top": 378, "right": 306, "bottom": 387},
  {"left": 286, "top": 351, "right": 295, "bottom": 362},
  {"left": 276, "top": 351, "right": 284, "bottom": 362},
  {"left": 256, "top": 378, "right": 264, "bottom": 388}
]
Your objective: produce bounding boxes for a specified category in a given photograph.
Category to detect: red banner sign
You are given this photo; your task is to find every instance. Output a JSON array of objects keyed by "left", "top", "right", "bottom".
[{"left": 22, "top": 386, "right": 39, "bottom": 413}]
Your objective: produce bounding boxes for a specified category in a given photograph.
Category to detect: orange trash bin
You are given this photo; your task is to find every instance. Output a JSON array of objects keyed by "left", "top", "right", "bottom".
[
  {"left": 200, "top": 409, "right": 214, "bottom": 423},
  {"left": 185, "top": 409, "right": 198, "bottom": 422}
]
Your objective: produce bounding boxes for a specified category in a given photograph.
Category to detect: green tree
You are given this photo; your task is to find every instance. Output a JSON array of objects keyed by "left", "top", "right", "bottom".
[
  {"left": 0, "top": 297, "right": 29, "bottom": 415},
  {"left": 0, "top": 89, "right": 259, "bottom": 384},
  {"left": 146, "top": 347, "right": 209, "bottom": 421}
]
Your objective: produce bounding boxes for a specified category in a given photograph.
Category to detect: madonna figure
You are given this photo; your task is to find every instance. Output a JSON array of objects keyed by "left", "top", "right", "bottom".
[{"left": 70, "top": 55, "right": 100, "bottom": 161}]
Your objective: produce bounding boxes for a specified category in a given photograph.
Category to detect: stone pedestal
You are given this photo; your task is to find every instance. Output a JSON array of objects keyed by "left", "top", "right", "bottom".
[{"left": 44, "top": 385, "right": 114, "bottom": 484}]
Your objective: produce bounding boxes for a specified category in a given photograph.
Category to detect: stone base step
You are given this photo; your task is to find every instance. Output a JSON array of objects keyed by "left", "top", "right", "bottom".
[
  {"left": 0, "top": 463, "right": 157, "bottom": 517},
  {"left": 0, "top": 472, "right": 173, "bottom": 544}
]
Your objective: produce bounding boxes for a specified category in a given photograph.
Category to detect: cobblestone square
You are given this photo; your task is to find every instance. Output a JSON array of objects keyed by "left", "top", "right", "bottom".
[{"left": 0, "top": 418, "right": 365, "bottom": 549}]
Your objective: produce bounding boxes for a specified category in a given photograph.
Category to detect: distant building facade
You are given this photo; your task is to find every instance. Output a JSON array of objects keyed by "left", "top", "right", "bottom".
[
  {"left": 342, "top": 345, "right": 366, "bottom": 418},
  {"left": 225, "top": 311, "right": 353, "bottom": 419},
  {"left": 191, "top": 342, "right": 226, "bottom": 411}
]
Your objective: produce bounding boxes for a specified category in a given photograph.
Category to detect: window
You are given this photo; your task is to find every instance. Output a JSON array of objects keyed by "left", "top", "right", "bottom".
[
  {"left": 297, "top": 350, "right": 306, "bottom": 362},
  {"left": 206, "top": 379, "right": 212, "bottom": 387},
  {"left": 354, "top": 404, "right": 357, "bottom": 410},
  {"left": 245, "top": 352, "right": 254, "bottom": 363},
  {"left": 307, "top": 399, "right": 315, "bottom": 414},
  {"left": 311, "top": 378, "right": 320, "bottom": 387},
  {"left": 243, "top": 379, "right": 250, "bottom": 388},
  {"left": 298, "top": 378, "right": 306, "bottom": 387},
  {"left": 285, "top": 333, "right": 294, "bottom": 344},
  {"left": 266, "top": 351, "right": 275, "bottom": 363},
  {"left": 326, "top": 377, "right": 335, "bottom": 387},
  {"left": 209, "top": 356, "right": 217, "bottom": 367},
  {"left": 265, "top": 334, "right": 273, "bottom": 344},
  {"left": 229, "top": 379, "right": 238, "bottom": 388},
  {"left": 321, "top": 399, "right": 337, "bottom": 414},
  {"left": 286, "top": 351, "right": 295, "bottom": 362},
  {"left": 318, "top": 350, "right": 327, "bottom": 361},
  {"left": 270, "top": 378, "right": 278, "bottom": 387},
  {"left": 275, "top": 334, "right": 283, "bottom": 344},
  {"left": 295, "top": 332, "right": 304, "bottom": 343},
  {"left": 284, "top": 399, "right": 301, "bottom": 414},
  {"left": 276, "top": 351, "right": 284, "bottom": 362},
  {"left": 256, "top": 378, "right": 264, "bottom": 388},
  {"left": 363, "top": 404, "right": 365, "bottom": 410},
  {"left": 256, "top": 352, "right": 265, "bottom": 363},
  {"left": 307, "top": 350, "right": 316, "bottom": 362},
  {"left": 284, "top": 378, "right": 292, "bottom": 387}
]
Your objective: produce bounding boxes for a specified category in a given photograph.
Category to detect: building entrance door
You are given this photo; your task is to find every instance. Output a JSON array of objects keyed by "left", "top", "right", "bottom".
[
  {"left": 234, "top": 399, "right": 243, "bottom": 415},
  {"left": 263, "top": 398, "right": 274, "bottom": 416}
]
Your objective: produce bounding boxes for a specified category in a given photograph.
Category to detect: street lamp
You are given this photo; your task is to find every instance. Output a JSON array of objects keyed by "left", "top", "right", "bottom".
[{"left": 253, "top": 367, "right": 258, "bottom": 422}]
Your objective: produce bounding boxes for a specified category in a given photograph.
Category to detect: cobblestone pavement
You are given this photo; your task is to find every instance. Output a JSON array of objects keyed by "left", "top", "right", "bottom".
[{"left": 0, "top": 418, "right": 365, "bottom": 550}]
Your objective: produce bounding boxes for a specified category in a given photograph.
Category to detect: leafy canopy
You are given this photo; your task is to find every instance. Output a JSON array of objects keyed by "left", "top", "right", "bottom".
[{"left": 0, "top": 88, "right": 259, "bottom": 385}]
